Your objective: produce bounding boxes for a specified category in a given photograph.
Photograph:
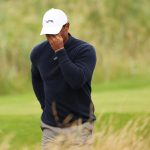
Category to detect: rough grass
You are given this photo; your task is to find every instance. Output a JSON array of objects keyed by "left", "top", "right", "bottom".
[
  {"left": 0, "top": 83, "right": 150, "bottom": 149},
  {"left": 0, "top": 81, "right": 150, "bottom": 115},
  {"left": 0, "top": 114, "right": 149, "bottom": 150}
]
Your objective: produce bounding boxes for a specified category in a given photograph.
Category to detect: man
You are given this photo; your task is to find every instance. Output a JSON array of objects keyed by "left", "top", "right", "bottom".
[{"left": 30, "top": 8, "right": 96, "bottom": 150}]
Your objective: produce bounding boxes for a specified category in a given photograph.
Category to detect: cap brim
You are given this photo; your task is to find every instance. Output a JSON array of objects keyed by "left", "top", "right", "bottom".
[{"left": 40, "top": 26, "right": 62, "bottom": 35}]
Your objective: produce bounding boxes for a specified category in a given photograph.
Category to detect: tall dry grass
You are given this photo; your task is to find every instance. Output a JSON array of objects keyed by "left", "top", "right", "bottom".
[
  {"left": 0, "top": 116, "right": 149, "bottom": 150},
  {"left": 45, "top": 115, "right": 150, "bottom": 150}
]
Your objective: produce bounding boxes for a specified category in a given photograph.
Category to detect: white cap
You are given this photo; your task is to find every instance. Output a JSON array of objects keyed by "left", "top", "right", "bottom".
[{"left": 40, "top": 8, "right": 68, "bottom": 35}]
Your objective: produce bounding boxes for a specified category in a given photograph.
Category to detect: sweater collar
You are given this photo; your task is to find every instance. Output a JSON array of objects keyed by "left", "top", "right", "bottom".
[{"left": 64, "top": 33, "right": 73, "bottom": 48}]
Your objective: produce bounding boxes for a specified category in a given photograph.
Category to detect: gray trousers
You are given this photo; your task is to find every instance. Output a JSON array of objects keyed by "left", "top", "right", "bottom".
[{"left": 41, "top": 121, "right": 94, "bottom": 150}]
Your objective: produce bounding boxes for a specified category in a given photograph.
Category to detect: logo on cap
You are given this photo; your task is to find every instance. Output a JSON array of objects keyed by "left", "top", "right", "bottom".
[{"left": 46, "top": 20, "right": 54, "bottom": 23}]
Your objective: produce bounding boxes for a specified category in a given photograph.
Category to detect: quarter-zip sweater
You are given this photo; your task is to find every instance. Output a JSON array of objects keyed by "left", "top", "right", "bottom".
[{"left": 30, "top": 34, "right": 96, "bottom": 127}]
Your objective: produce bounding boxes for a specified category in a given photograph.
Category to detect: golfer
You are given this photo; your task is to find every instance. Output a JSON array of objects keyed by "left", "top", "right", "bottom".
[{"left": 30, "top": 8, "right": 96, "bottom": 150}]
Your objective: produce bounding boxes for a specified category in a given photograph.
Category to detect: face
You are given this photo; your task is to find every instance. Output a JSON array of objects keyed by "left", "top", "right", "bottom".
[{"left": 45, "top": 23, "right": 70, "bottom": 42}]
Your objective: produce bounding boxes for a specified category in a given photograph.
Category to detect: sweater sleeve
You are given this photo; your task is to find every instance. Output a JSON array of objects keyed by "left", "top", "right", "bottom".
[
  {"left": 55, "top": 45, "right": 96, "bottom": 89},
  {"left": 31, "top": 63, "right": 45, "bottom": 110}
]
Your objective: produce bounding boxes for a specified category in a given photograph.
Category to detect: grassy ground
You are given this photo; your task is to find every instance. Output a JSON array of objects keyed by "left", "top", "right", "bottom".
[
  {"left": 0, "top": 0, "right": 150, "bottom": 149},
  {"left": 0, "top": 82, "right": 150, "bottom": 149},
  {"left": 0, "top": 80, "right": 150, "bottom": 115}
]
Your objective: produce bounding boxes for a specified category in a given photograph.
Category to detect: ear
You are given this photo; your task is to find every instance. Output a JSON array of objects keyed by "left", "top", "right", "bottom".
[{"left": 64, "top": 23, "right": 70, "bottom": 30}]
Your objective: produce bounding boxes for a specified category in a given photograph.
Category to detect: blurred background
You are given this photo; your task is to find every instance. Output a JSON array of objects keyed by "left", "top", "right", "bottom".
[{"left": 0, "top": 0, "right": 150, "bottom": 150}]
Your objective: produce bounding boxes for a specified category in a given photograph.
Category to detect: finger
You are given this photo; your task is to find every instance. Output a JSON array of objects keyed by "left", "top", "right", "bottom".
[
  {"left": 46, "top": 34, "right": 55, "bottom": 39},
  {"left": 47, "top": 34, "right": 62, "bottom": 43},
  {"left": 46, "top": 35, "right": 56, "bottom": 43},
  {"left": 55, "top": 34, "right": 63, "bottom": 41},
  {"left": 56, "top": 33, "right": 62, "bottom": 39},
  {"left": 50, "top": 36, "right": 60, "bottom": 43},
  {"left": 57, "top": 33, "right": 61, "bottom": 37}
]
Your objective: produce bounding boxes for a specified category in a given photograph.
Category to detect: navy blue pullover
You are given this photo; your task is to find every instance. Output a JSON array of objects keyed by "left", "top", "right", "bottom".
[{"left": 30, "top": 33, "right": 96, "bottom": 127}]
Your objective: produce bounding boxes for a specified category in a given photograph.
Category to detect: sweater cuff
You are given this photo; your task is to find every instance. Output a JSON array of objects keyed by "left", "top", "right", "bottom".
[
  {"left": 55, "top": 48, "right": 70, "bottom": 63},
  {"left": 54, "top": 47, "right": 64, "bottom": 53}
]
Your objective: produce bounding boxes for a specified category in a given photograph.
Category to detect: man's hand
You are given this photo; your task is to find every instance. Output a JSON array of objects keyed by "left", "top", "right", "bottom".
[{"left": 46, "top": 34, "right": 64, "bottom": 52}]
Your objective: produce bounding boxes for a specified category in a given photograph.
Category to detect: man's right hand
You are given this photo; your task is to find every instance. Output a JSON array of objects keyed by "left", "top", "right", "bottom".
[{"left": 46, "top": 34, "right": 64, "bottom": 52}]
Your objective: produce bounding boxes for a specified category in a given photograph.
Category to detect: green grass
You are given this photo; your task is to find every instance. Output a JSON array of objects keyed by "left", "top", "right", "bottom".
[
  {"left": 0, "top": 83, "right": 150, "bottom": 149},
  {"left": 0, "top": 113, "right": 149, "bottom": 150},
  {"left": 0, "top": 115, "right": 41, "bottom": 149},
  {"left": 0, "top": 0, "right": 150, "bottom": 148},
  {"left": 93, "top": 87, "right": 150, "bottom": 113},
  {"left": 0, "top": 93, "right": 41, "bottom": 115},
  {"left": 0, "top": 82, "right": 150, "bottom": 115}
]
